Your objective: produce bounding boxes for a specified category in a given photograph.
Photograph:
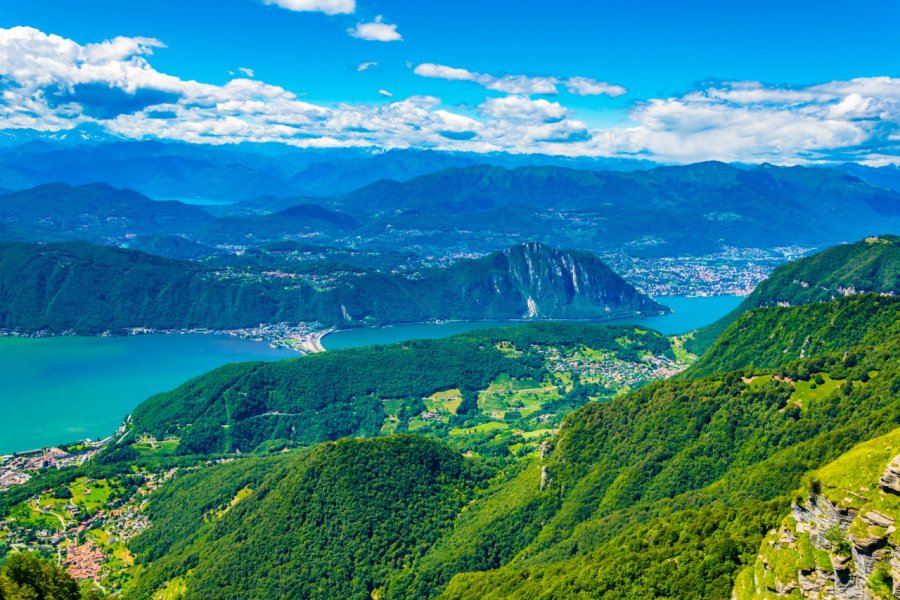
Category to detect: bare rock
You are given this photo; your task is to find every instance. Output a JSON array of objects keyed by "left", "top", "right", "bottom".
[{"left": 879, "top": 455, "right": 900, "bottom": 494}]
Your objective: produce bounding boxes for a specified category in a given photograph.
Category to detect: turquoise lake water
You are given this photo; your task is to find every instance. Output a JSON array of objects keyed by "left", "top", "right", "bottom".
[
  {"left": 0, "top": 296, "right": 742, "bottom": 454},
  {"left": 0, "top": 335, "right": 295, "bottom": 455},
  {"left": 322, "top": 295, "right": 743, "bottom": 350}
]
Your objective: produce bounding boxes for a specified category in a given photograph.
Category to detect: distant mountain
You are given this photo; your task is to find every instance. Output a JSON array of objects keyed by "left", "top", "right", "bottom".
[
  {"left": 0, "top": 140, "right": 304, "bottom": 201},
  {"left": 0, "top": 182, "right": 215, "bottom": 242},
  {"left": 333, "top": 162, "right": 900, "bottom": 255},
  {"left": 687, "top": 235, "right": 900, "bottom": 353},
  {"left": 284, "top": 149, "right": 480, "bottom": 196},
  {"left": 123, "top": 234, "right": 221, "bottom": 261},
  {"left": 0, "top": 241, "right": 661, "bottom": 334},
  {"left": 270, "top": 203, "right": 359, "bottom": 229},
  {"left": 0, "top": 183, "right": 358, "bottom": 247},
  {"left": 1, "top": 160, "right": 897, "bottom": 257},
  {"left": 836, "top": 162, "right": 900, "bottom": 193},
  {"left": 214, "top": 194, "right": 331, "bottom": 215},
  {"left": 0, "top": 139, "right": 657, "bottom": 202}
]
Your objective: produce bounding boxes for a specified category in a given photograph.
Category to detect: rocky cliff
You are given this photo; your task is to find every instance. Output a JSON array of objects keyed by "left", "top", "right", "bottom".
[
  {"left": 450, "top": 242, "right": 669, "bottom": 320},
  {"left": 734, "top": 429, "right": 900, "bottom": 600}
]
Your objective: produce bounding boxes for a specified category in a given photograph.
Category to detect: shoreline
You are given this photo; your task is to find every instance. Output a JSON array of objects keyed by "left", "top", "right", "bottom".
[{"left": 0, "top": 324, "right": 331, "bottom": 354}]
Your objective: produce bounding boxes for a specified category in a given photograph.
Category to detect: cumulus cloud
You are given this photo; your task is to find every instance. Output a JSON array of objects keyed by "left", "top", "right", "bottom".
[
  {"left": 357, "top": 61, "right": 378, "bottom": 72},
  {"left": 565, "top": 76, "right": 627, "bottom": 97},
  {"left": 262, "top": 0, "right": 355, "bottom": 15},
  {"left": 413, "top": 63, "right": 625, "bottom": 97},
  {"left": 0, "top": 27, "right": 897, "bottom": 164},
  {"left": 479, "top": 96, "right": 568, "bottom": 122},
  {"left": 348, "top": 16, "right": 402, "bottom": 42},
  {"left": 602, "top": 79, "right": 900, "bottom": 163}
]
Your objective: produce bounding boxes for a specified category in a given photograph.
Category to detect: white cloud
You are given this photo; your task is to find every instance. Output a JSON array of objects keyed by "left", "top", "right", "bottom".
[
  {"left": 0, "top": 27, "right": 897, "bottom": 164},
  {"left": 414, "top": 63, "right": 477, "bottom": 82},
  {"left": 565, "top": 76, "right": 627, "bottom": 97},
  {"left": 357, "top": 61, "right": 378, "bottom": 72},
  {"left": 378, "top": 89, "right": 393, "bottom": 97},
  {"left": 479, "top": 96, "right": 568, "bottom": 122},
  {"left": 237, "top": 67, "right": 255, "bottom": 78},
  {"left": 414, "top": 63, "right": 626, "bottom": 97},
  {"left": 262, "top": 0, "right": 355, "bottom": 15},
  {"left": 348, "top": 16, "right": 402, "bottom": 42}
]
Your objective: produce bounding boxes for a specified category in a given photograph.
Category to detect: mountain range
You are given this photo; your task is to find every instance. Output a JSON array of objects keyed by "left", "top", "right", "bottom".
[
  {"left": 0, "top": 162, "right": 898, "bottom": 258},
  {"left": 330, "top": 162, "right": 900, "bottom": 255},
  {"left": 0, "top": 138, "right": 654, "bottom": 201}
]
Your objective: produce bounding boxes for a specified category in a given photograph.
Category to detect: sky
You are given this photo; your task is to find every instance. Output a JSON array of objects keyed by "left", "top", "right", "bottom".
[{"left": 0, "top": 0, "right": 897, "bottom": 164}]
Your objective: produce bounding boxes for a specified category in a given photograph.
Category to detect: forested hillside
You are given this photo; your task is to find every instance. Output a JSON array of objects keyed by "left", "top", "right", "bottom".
[
  {"left": 4, "top": 237, "right": 898, "bottom": 600},
  {"left": 687, "top": 294, "right": 899, "bottom": 377},
  {"left": 128, "top": 323, "right": 677, "bottom": 455},
  {"left": 687, "top": 235, "right": 900, "bottom": 354},
  {"left": 435, "top": 305, "right": 899, "bottom": 598},
  {"left": 123, "top": 436, "right": 484, "bottom": 600},
  {"left": 102, "top": 291, "right": 899, "bottom": 599},
  {"left": 0, "top": 241, "right": 662, "bottom": 335}
]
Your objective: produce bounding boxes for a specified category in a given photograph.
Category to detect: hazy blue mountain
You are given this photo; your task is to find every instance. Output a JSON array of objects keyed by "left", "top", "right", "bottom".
[
  {"left": 124, "top": 234, "right": 222, "bottom": 261},
  {"left": 1, "top": 157, "right": 897, "bottom": 257},
  {"left": 0, "top": 138, "right": 656, "bottom": 202},
  {"left": 334, "top": 162, "right": 900, "bottom": 254},
  {"left": 836, "top": 162, "right": 900, "bottom": 193},
  {"left": 0, "top": 183, "right": 357, "bottom": 246},
  {"left": 0, "top": 182, "right": 215, "bottom": 242}
]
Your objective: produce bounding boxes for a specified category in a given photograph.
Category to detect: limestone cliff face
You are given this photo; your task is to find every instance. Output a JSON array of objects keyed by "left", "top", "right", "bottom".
[
  {"left": 450, "top": 242, "right": 669, "bottom": 320},
  {"left": 733, "top": 431, "right": 900, "bottom": 600}
]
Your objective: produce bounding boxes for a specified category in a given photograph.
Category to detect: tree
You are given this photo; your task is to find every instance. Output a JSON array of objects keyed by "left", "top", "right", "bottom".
[{"left": 0, "top": 552, "right": 82, "bottom": 600}]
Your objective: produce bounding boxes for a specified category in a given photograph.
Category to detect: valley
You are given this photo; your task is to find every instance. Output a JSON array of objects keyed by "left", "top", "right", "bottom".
[
  {"left": 0, "top": 235, "right": 896, "bottom": 599},
  {"left": 0, "top": 6, "right": 898, "bottom": 599}
]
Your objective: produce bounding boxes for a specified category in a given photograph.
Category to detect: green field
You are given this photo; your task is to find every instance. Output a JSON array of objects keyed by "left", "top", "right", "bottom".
[
  {"left": 70, "top": 477, "right": 114, "bottom": 511},
  {"left": 449, "top": 421, "right": 509, "bottom": 436},
  {"left": 790, "top": 374, "right": 843, "bottom": 404},
  {"left": 478, "top": 374, "right": 559, "bottom": 418},
  {"left": 133, "top": 439, "right": 180, "bottom": 455},
  {"left": 424, "top": 388, "right": 463, "bottom": 415}
]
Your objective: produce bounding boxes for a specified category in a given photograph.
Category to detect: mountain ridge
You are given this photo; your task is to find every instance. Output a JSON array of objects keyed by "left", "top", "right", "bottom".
[
  {"left": 687, "top": 234, "right": 900, "bottom": 354},
  {"left": 0, "top": 240, "right": 661, "bottom": 335}
]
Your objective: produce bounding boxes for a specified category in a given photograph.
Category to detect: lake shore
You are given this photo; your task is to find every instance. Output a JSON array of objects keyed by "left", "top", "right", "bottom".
[
  {"left": 0, "top": 323, "right": 327, "bottom": 353},
  {"left": 321, "top": 296, "right": 745, "bottom": 350}
]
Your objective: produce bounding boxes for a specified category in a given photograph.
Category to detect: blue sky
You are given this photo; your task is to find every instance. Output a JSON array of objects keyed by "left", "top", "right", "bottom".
[{"left": 0, "top": 0, "right": 897, "bottom": 163}]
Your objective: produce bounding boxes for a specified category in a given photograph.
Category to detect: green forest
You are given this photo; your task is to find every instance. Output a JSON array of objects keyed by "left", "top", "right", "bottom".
[
  {"left": 0, "top": 240, "right": 661, "bottom": 335},
  {"left": 2, "top": 236, "right": 898, "bottom": 599}
]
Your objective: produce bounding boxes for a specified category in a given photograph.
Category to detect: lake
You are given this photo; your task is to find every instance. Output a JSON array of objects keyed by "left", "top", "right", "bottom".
[
  {"left": 322, "top": 295, "right": 743, "bottom": 350},
  {"left": 0, "top": 334, "right": 295, "bottom": 455}
]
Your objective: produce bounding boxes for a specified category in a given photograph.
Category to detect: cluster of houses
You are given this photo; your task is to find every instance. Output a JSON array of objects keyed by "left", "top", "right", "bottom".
[
  {"left": 65, "top": 539, "right": 105, "bottom": 581},
  {"left": 539, "top": 344, "right": 686, "bottom": 389},
  {"left": 1, "top": 443, "right": 107, "bottom": 491}
]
